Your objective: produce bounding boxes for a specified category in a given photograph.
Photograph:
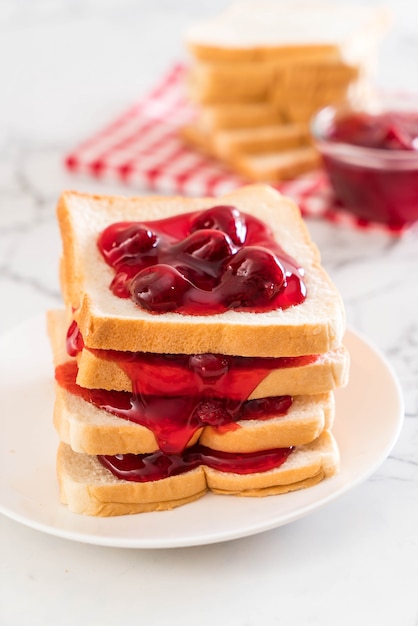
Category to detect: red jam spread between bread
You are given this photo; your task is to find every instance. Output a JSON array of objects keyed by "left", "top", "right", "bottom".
[
  {"left": 97, "top": 205, "right": 307, "bottom": 314},
  {"left": 97, "top": 445, "right": 294, "bottom": 482},
  {"left": 56, "top": 350, "right": 297, "bottom": 455}
]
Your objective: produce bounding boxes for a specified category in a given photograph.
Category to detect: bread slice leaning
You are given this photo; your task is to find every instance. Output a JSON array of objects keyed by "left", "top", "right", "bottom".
[
  {"left": 57, "top": 430, "right": 339, "bottom": 517},
  {"left": 57, "top": 184, "right": 346, "bottom": 357}
]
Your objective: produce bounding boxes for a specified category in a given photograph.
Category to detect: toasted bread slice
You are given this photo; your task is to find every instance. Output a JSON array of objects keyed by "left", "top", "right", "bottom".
[
  {"left": 56, "top": 185, "right": 345, "bottom": 357},
  {"left": 57, "top": 430, "right": 339, "bottom": 516}
]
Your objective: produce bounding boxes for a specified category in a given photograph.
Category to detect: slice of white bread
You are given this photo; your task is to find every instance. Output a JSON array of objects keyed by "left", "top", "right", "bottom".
[
  {"left": 47, "top": 309, "right": 349, "bottom": 396},
  {"left": 53, "top": 383, "right": 334, "bottom": 455},
  {"left": 194, "top": 121, "right": 311, "bottom": 161},
  {"left": 184, "top": 3, "right": 389, "bottom": 64},
  {"left": 57, "top": 430, "right": 339, "bottom": 516},
  {"left": 212, "top": 123, "right": 310, "bottom": 160},
  {"left": 53, "top": 384, "right": 199, "bottom": 455},
  {"left": 205, "top": 430, "right": 339, "bottom": 494},
  {"left": 75, "top": 343, "right": 349, "bottom": 396},
  {"left": 181, "top": 123, "right": 319, "bottom": 181},
  {"left": 199, "top": 102, "right": 282, "bottom": 131},
  {"left": 232, "top": 148, "right": 321, "bottom": 182},
  {"left": 188, "top": 60, "right": 277, "bottom": 104},
  {"left": 57, "top": 442, "right": 207, "bottom": 516},
  {"left": 57, "top": 185, "right": 346, "bottom": 357}
]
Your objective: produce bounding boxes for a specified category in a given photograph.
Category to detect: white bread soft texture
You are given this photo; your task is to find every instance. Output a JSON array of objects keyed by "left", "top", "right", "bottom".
[
  {"left": 57, "top": 430, "right": 339, "bottom": 516},
  {"left": 57, "top": 185, "right": 346, "bottom": 357}
]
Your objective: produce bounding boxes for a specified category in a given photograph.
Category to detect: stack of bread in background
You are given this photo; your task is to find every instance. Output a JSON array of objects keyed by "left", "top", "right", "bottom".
[
  {"left": 181, "top": 1, "right": 389, "bottom": 182},
  {"left": 48, "top": 185, "right": 350, "bottom": 516}
]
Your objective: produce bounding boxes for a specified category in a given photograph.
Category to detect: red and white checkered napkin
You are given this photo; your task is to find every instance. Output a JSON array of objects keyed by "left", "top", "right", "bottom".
[{"left": 64, "top": 64, "right": 406, "bottom": 236}]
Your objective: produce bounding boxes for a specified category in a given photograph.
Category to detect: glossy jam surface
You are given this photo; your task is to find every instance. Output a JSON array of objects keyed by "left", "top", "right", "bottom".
[
  {"left": 56, "top": 351, "right": 299, "bottom": 455},
  {"left": 97, "top": 205, "right": 306, "bottom": 314},
  {"left": 66, "top": 320, "right": 84, "bottom": 356},
  {"left": 322, "top": 111, "right": 418, "bottom": 228},
  {"left": 98, "top": 444, "right": 293, "bottom": 482}
]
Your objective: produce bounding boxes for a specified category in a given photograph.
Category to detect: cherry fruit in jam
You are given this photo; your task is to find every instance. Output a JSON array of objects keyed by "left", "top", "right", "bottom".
[
  {"left": 190, "top": 205, "right": 247, "bottom": 245},
  {"left": 99, "top": 223, "right": 158, "bottom": 266},
  {"left": 221, "top": 246, "right": 285, "bottom": 308},
  {"left": 97, "top": 204, "right": 306, "bottom": 314},
  {"left": 131, "top": 265, "right": 190, "bottom": 313}
]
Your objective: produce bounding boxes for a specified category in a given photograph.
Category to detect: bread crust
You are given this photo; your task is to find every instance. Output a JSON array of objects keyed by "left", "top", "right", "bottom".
[{"left": 57, "top": 185, "right": 346, "bottom": 357}]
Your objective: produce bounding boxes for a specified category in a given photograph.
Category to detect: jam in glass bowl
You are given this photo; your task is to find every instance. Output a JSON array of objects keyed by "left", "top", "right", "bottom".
[{"left": 311, "top": 96, "right": 418, "bottom": 228}]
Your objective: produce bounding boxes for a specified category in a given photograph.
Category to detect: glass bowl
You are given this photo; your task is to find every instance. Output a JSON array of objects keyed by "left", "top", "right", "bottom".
[{"left": 311, "top": 95, "right": 418, "bottom": 228}]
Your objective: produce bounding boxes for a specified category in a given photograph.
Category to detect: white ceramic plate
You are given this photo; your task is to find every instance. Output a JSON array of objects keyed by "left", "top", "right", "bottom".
[{"left": 0, "top": 316, "right": 403, "bottom": 549}]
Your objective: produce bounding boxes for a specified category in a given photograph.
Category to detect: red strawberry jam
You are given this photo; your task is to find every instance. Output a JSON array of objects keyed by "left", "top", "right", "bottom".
[
  {"left": 316, "top": 108, "right": 418, "bottom": 228},
  {"left": 97, "top": 444, "right": 293, "bottom": 482},
  {"left": 97, "top": 205, "right": 306, "bottom": 314}
]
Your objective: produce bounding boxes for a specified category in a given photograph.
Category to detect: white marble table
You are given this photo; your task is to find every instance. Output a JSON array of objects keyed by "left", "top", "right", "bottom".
[{"left": 1, "top": 2, "right": 417, "bottom": 625}]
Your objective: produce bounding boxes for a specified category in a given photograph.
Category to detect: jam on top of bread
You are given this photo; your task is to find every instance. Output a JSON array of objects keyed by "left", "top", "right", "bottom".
[{"left": 98, "top": 205, "right": 307, "bottom": 314}]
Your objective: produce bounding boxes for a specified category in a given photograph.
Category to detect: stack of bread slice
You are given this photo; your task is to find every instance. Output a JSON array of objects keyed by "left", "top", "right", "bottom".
[
  {"left": 181, "top": 2, "right": 389, "bottom": 182},
  {"left": 48, "top": 184, "right": 349, "bottom": 516}
]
